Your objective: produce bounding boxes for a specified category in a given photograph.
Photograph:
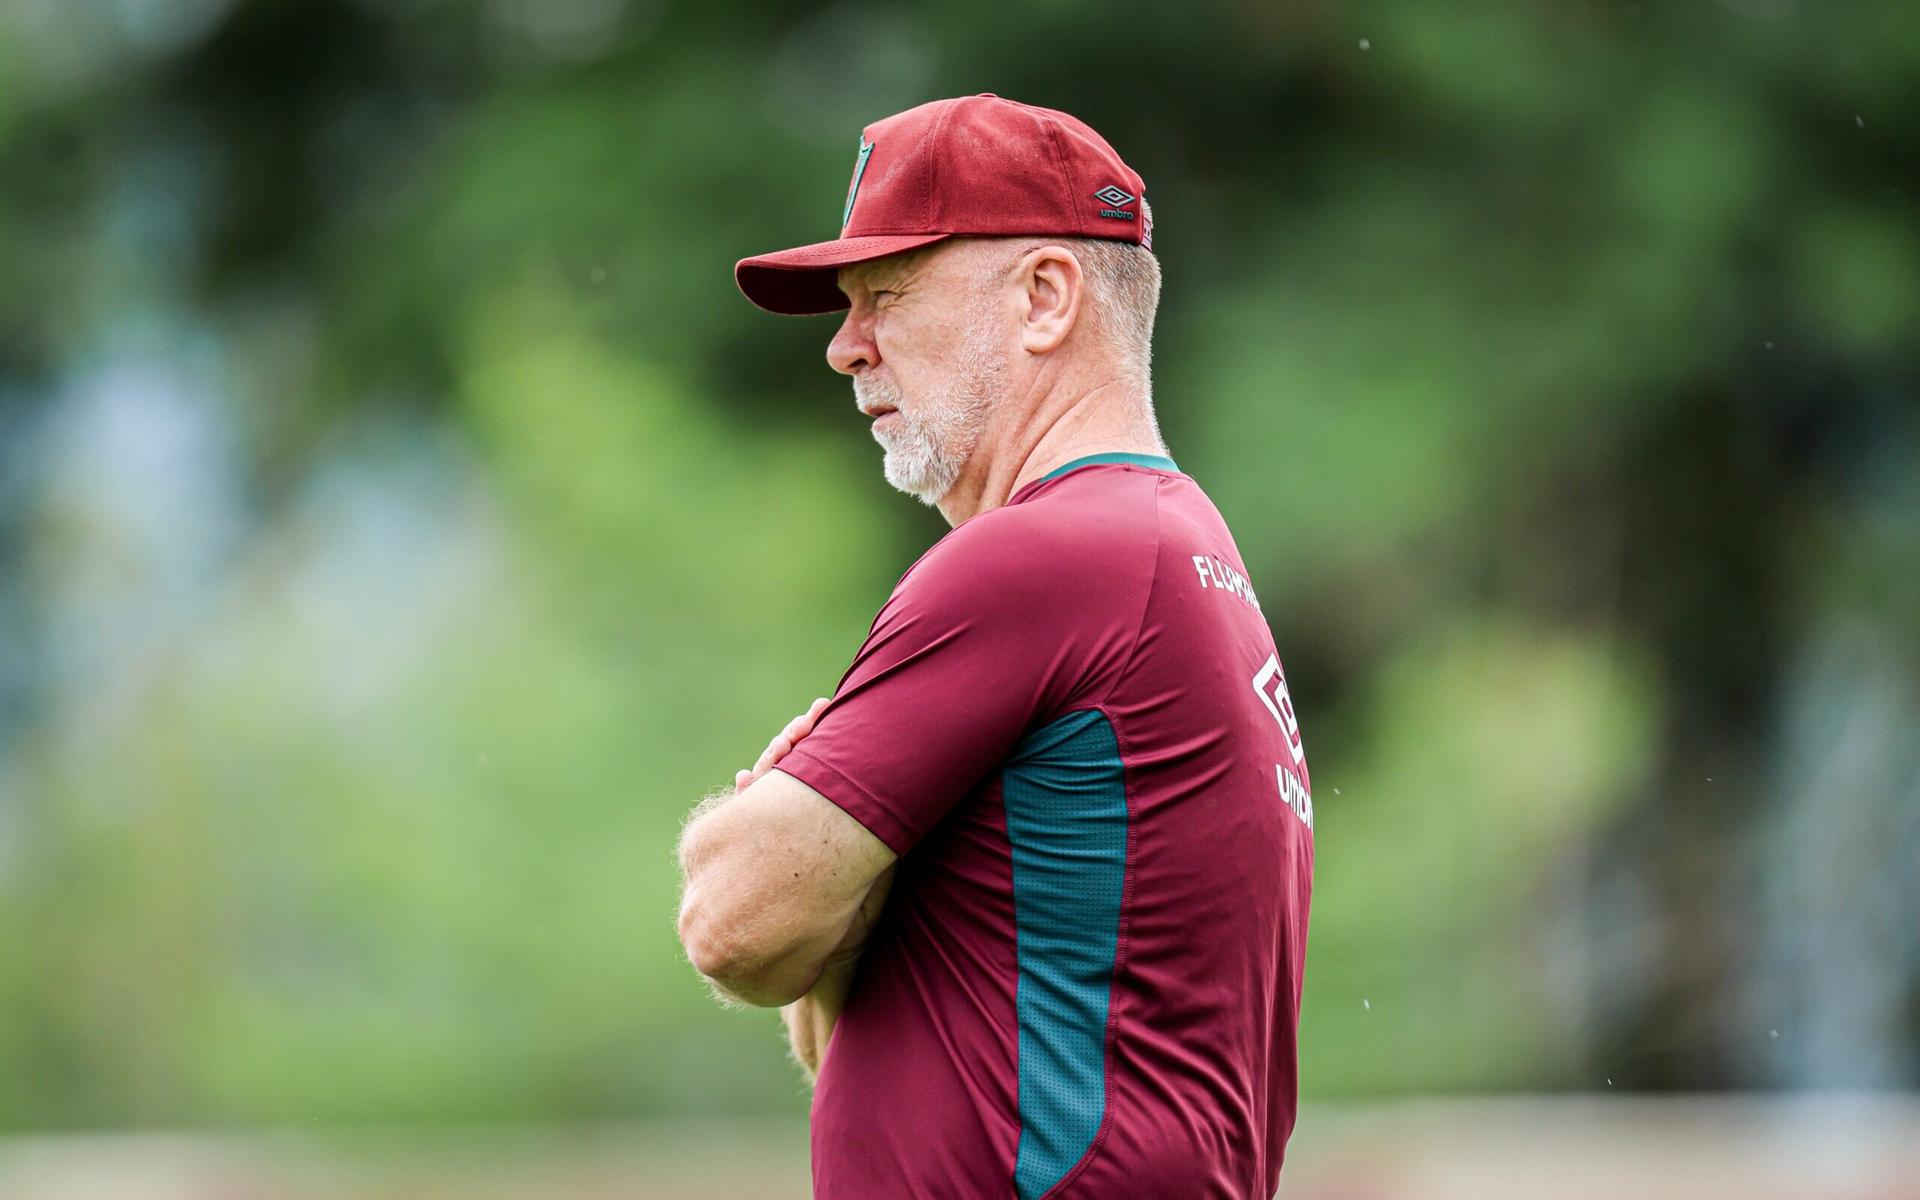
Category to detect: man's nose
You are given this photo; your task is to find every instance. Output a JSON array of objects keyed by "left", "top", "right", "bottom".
[{"left": 826, "top": 310, "right": 877, "bottom": 376}]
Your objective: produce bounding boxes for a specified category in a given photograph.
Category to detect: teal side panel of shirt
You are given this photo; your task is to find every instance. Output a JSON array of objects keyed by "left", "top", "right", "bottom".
[{"left": 1003, "top": 708, "right": 1129, "bottom": 1199}]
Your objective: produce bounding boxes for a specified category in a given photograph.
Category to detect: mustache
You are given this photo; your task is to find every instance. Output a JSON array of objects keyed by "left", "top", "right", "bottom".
[{"left": 853, "top": 373, "right": 904, "bottom": 412}]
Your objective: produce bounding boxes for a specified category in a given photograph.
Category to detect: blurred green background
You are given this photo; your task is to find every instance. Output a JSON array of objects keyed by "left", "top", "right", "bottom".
[{"left": 0, "top": 0, "right": 1915, "bottom": 1161}]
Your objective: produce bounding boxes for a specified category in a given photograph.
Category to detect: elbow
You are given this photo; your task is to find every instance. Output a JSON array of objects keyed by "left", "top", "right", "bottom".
[
  {"left": 678, "top": 901, "right": 814, "bottom": 1008},
  {"left": 676, "top": 893, "right": 743, "bottom": 981}
]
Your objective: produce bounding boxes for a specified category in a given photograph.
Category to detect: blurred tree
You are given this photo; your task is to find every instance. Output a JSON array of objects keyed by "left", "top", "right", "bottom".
[{"left": 0, "top": 0, "right": 1913, "bottom": 1127}]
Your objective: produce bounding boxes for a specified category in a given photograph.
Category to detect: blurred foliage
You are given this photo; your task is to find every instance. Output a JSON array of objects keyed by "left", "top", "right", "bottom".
[{"left": 0, "top": 0, "right": 1914, "bottom": 1130}]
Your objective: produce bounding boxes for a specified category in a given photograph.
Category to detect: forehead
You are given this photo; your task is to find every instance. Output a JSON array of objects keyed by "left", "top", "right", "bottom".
[{"left": 840, "top": 243, "right": 947, "bottom": 290}]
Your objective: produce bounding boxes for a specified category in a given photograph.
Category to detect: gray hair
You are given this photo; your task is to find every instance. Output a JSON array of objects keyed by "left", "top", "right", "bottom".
[
  {"left": 1064, "top": 197, "right": 1161, "bottom": 385},
  {"left": 956, "top": 199, "right": 1163, "bottom": 389}
]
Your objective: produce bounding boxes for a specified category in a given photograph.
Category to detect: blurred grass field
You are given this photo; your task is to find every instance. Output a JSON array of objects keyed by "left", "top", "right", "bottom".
[{"left": 3, "top": 1098, "right": 1917, "bottom": 1199}]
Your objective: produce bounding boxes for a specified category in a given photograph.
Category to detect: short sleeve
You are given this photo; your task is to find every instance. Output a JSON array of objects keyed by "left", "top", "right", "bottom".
[{"left": 776, "top": 507, "right": 1153, "bottom": 856}]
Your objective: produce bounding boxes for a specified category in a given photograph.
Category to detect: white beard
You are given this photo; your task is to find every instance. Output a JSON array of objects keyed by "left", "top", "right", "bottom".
[{"left": 854, "top": 305, "right": 1006, "bottom": 507}]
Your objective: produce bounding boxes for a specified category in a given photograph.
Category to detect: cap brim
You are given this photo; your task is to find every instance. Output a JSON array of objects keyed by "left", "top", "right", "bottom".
[{"left": 735, "top": 232, "right": 952, "bottom": 316}]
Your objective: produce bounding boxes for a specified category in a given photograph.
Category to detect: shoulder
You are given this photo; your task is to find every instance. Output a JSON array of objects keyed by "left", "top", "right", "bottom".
[{"left": 890, "top": 469, "right": 1164, "bottom": 616}]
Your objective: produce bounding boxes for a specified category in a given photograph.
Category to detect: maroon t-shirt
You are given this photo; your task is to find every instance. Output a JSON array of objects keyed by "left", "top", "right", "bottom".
[{"left": 778, "top": 452, "right": 1314, "bottom": 1199}]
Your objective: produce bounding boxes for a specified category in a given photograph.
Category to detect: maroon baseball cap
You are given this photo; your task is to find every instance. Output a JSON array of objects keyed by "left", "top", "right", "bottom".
[{"left": 735, "top": 93, "right": 1150, "bottom": 316}]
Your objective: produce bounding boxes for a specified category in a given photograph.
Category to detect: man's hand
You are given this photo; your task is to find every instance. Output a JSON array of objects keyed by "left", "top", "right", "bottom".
[{"left": 736, "top": 696, "right": 831, "bottom": 792}]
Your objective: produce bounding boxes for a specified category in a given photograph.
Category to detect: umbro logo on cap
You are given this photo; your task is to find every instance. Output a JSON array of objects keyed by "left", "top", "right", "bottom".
[{"left": 1094, "top": 184, "right": 1137, "bottom": 221}]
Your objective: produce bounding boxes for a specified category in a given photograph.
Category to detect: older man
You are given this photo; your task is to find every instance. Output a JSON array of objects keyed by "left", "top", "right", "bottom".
[{"left": 676, "top": 94, "right": 1314, "bottom": 1198}]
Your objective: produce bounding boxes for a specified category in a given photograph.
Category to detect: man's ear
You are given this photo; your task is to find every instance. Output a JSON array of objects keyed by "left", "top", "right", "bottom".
[{"left": 1015, "top": 245, "right": 1085, "bottom": 355}]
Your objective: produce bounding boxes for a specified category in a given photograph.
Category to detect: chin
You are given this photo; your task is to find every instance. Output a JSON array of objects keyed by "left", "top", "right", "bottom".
[{"left": 881, "top": 451, "right": 954, "bottom": 508}]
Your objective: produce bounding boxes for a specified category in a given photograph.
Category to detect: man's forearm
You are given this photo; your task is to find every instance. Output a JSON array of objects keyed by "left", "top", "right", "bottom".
[{"left": 782, "top": 952, "right": 861, "bottom": 1082}]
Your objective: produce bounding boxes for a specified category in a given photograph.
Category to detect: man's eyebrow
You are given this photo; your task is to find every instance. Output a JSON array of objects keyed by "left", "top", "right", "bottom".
[
  {"left": 844, "top": 245, "right": 944, "bottom": 297},
  {"left": 840, "top": 262, "right": 879, "bottom": 287},
  {"left": 876, "top": 248, "right": 940, "bottom": 285}
]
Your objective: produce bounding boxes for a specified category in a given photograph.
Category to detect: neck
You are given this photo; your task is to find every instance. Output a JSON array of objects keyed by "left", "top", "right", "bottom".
[{"left": 935, "top": 371, "right": 1165, "bottom": 526}]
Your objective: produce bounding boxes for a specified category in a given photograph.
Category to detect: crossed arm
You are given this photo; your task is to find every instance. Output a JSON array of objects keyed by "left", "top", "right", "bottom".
[
  {"left": 772, "top": 857, "right": 896, "bottom": 1078},
  {"left": 675, "top": 701, "right": 898, "bottom": 1076}
]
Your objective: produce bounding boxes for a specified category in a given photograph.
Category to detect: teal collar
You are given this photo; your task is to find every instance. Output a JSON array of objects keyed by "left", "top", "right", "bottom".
[{"left": 1035, "top": 451, "right": 1181, "bottom": 484}]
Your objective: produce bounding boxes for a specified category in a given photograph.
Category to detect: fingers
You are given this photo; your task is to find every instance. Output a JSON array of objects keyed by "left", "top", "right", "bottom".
[
  {"left": 742, "top": 697, "right": 834, "bottom": 789},
  {"left": 753, "top": 735, "right": 791, "bottom": 777},
  {"left": 785, "top": 697, "right": 832, "bottom": 743}
]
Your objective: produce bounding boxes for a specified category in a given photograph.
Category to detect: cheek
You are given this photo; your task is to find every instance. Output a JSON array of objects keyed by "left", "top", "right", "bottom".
[
  {"left": 875, "top": 308, "right": 939, "bottom": 376},
  {"left": 873, "top": 337, "right": 924, "bottom": 402}
]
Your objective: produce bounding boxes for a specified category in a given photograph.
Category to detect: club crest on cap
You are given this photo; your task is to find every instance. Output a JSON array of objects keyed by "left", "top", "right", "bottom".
[{"left": 843, "top": 137, "right": 875, "bottom": 228}]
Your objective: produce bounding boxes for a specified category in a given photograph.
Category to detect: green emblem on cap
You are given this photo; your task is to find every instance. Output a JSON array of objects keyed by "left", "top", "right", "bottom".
[{"left": 843, "top": 137, "right": 874, "bottom": 228}]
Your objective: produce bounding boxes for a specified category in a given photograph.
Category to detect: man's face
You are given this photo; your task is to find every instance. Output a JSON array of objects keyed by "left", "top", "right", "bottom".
[{"left": 829, "top": 243, "right": 1009, "bottom": 507}]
